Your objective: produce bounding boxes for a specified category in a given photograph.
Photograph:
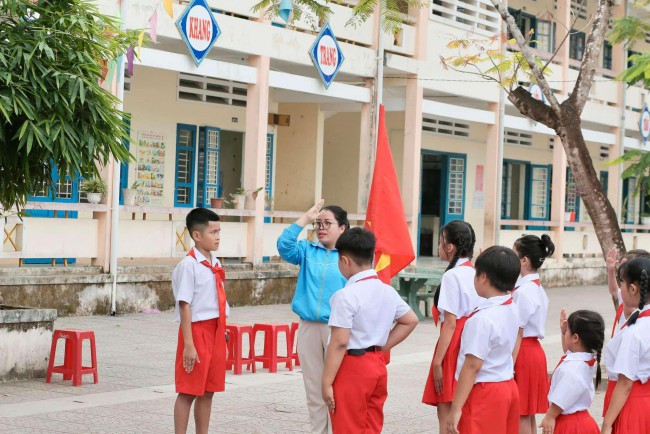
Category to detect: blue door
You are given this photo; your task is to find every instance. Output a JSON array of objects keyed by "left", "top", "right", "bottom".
[{"left": 24, "top": 168, "right": 79, "bottom": 264}]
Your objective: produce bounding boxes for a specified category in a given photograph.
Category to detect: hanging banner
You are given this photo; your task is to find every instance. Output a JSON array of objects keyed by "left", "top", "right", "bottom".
[
  {"left": 309, "top": 22, "right": 344, "bottom": 89},
  {"left": 641, "top": 104, "right": 650, "bottom": 145},
  {"left": 136, "top": 132, "right": 166, "bottom": 206},
  {"left": 176, "top": 0, "right": 221, "bottom": 66}
]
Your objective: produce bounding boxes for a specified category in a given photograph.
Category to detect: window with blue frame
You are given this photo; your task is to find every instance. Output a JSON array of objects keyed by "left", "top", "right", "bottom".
[
  {"left": 508, "top": 8, "right": 538, "bottom": 47},
  {"left": 570, "top": 31, "right": 586, "bottom": 61},
  {"left": 174, "top": 124, "right": 197, "bottom": 207},
  {"left": 119, "top": 117, "right": 131, "bottom": 205},
  {"left": 528, "top": 165, "right": 551, "bottom": 221},
  {"left": 623, "top": 178, "right": 638, "bottom": 224},
  {"left": 537, "top": 20, "right": 556, "bottom": 53},
  {"left": 628, "top": 50, "right": 640, "bottom": 68},
  {"left": 565, "top": 168, "right": 580, "bottom": 223},
  {"left": 265, "top": 134, "right": 274, "bottom": 200},
  {"left": 603, "top": 41, "right": 613, "bottom": 70},
  {"left": 196, "top": 127, "right": 222, "bottom": 207}
]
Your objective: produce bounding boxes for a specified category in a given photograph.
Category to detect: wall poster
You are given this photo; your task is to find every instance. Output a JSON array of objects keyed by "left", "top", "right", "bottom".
[{"left": 136, "top": 132, "right": 166, "bottom": 206}]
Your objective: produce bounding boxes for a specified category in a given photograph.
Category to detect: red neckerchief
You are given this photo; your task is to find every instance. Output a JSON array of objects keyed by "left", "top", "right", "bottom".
[
  {"left": 432, "top": 261, "right": 473, "bottom": 326},
  {"left": 620, "top": 309, "right": 650, "bottom": 330},
  {"left": 612, "top": 304, "right": 624, "bottom": 338},
  {"left": 467, "top": 296, "right": 513, "bottom": 319},
  {"left": 553, "top": 354, "right": 596, "bottom": 373},
  {"left": 512, "top": 278, "right": 541, "bottom": 293},
  {"left": 188, "top": 248, "right": 227, "bottom": 329}
]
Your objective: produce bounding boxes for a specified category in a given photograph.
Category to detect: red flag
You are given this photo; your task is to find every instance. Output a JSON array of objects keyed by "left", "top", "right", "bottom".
[{"left": 364, "top": 104, "right": 415, "bottom": 284}]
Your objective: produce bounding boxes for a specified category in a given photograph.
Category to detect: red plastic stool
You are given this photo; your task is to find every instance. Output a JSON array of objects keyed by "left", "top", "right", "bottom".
[
  {"left": 252, "top": 323, "right": 292, "bottom": 373},
  {"left": 290, "top": 321, "right": 300, "bottom": 367},
  {"left": 46, "top": 329, "right": 98, "bottom": 386},
  {"left": 226, "top": 324, "right": 256, "bottom": 375}
]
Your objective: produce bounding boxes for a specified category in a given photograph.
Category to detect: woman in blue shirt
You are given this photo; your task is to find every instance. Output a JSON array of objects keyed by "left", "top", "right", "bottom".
[{"left": 277, "top": 199, "right": 348, "bottom": 434}]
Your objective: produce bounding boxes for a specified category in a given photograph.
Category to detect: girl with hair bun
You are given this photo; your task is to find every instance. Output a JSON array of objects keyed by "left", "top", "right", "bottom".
[
  {"left": 512, "top": 233, "right": 555, "bottom": 434},
  {"left": 602, "top": 257, "right": 650, "bottom": 434},
  {"left": 539, "top": 309, "right": 604, "bottom": 434},
  {"left": 422, "top": 220, "right": 481, "bottom": 433}
]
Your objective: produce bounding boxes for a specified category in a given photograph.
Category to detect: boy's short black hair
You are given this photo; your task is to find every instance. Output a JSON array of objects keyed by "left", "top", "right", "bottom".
[
  {"left": 475, "top": 246, "right": 520, "bottom": 293},
  {"left": 335, "top": 227, "right": 375, "bottom": 266},
  {"left": 186, "top": 207, "right": 220, "bottom": 240}
]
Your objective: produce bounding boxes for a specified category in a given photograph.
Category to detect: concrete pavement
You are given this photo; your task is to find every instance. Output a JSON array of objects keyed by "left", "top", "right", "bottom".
[{"left": 0, "top": 284, "right": 615, "bottom": 433}]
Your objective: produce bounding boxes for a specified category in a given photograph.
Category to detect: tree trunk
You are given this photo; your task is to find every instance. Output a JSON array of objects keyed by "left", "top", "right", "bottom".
[{"left": 557, "top": 106, "right": 626, "bottom": 257}]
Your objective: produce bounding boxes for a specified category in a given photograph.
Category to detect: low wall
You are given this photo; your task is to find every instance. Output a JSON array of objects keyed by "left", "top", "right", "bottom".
[{"left": 0, "top": 306, "right": 57, "bottom": 381}]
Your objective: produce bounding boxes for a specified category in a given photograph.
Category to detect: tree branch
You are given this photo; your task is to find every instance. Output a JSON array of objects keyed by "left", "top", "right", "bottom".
[
  {"left": 541, "top": 0, "right": 586, "bottom": 73},
  {"left": 569, "top": 0, "right": 614, "bottom": 113},
  {"left": 489, "top": 0, "right": 562, "bottom": 117},
  {"left": 508, "top": 86, "right": 560, "bottom": 130}
]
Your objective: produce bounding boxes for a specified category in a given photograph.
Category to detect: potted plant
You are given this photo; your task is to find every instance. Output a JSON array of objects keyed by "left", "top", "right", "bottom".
[
  {"left": 81, "top": 179, "right": 107, "bottom": 204},
  {"left": 230, "top": 187, "right": 247, "bottom": 210},
  {"left": 123, "top": 181, "right": 140, "bottom": 206},
  {"left": 210, "top": 197, "right": 224, "bottom": 209}
]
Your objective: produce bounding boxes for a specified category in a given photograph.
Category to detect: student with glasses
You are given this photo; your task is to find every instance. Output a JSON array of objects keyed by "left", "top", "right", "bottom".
[{"left": 277, "top": 199, "right": 349, "bottom": 434}]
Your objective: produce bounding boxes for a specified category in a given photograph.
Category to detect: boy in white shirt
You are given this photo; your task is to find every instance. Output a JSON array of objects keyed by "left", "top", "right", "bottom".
[
  {"left": 448, "top": 246, "right": 521, "bottom": 434},
  {"left": 172, "top": 208, "right": 229, "bottom": 434},
  {"left": 322, "top": 228, "right": 418, "bottom": 434}
]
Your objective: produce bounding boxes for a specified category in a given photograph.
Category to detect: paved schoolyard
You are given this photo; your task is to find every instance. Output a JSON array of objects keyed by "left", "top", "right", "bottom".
[{"left": 0, "top": 284, "right": 614, "bottom": 433}]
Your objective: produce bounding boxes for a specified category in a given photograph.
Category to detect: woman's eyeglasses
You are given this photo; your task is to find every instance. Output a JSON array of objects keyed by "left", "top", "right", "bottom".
[{"left": 313, "top": 221, "right": 334, "bottom": 230}]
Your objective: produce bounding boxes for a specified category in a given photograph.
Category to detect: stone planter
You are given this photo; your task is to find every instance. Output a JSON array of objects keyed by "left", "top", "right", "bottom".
[
  {"left": 0, "top": 305, "right": 57, "bottom": 382},
  {"left": 232, "top": 194, "right": 246, "bottom": 210},
  {"left": 86, "top": 192, "right": 102, "bottom": 204}
]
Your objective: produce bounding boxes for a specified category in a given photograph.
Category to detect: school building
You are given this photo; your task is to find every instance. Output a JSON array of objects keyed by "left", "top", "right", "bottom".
[{"left": 1, "top": 0, "right": 649, "bottom": 313}]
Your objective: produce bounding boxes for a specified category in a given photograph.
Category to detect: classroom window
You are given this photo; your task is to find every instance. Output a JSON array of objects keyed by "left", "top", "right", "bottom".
[
  {"left": 603, "top": 41, "right": 613, "bottom": 70},
  {"left": 570, "top": 32, "right": 586, "bottom": 61},
  {"left": 626, "top": 178, "right": 638, "bottom": 223},
  {"left": 565, "top": 169, "right": 579, "bottom": 215},
  {"left": 196, "top": 127, "right": 221, "bottom": 207},
  {"left": 448, "top": 157, "right": 464, "bottom": 215},
  {"left": 530, "top": 167, "right": 549, "bottom": 219},
  {"left": 265, "top": 134, "right": 274, "bottom": 199},
  {"left": 537, "top": 20, "right": 555, "bottom": 52},
  {"left": 628, "top": 50, "right": 640, "bottom": 68},
  {"left": 508, "top": 8, "right": 537, "bottom": 47},
  {"left": 175, "top": 125, "right": 196, "bottom": 207}
]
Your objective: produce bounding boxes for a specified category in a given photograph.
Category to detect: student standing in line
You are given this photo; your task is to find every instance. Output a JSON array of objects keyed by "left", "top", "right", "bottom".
[
  {"left": 277, "top": 200, "right": 348, "bottom": 434},
  {"left": 447, "top": 246, "right": 521, "bottom": 434},
  {"left": 605, "top": 248, "right": 650, "bottom": 337},
  {"left": 512, "top": 234, "right": 554, "bottom": 434},
  {"left": 422, "top": 221, "right": 481, "bottom": 433},
  {"left": 602, "top": 257, "right": 650, "bottom": 434},
  {"left": 322, "top": 228, "right": 418, "bottom": 434},
  {"left": 539, "top": 310, "right": 604, "bottom": 434},
  {"left": 172, "top": 208, "right": 228, "bottom": 434}
]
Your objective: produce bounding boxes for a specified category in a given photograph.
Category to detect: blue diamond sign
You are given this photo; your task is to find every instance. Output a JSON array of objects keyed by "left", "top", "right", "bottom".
[
  {"left": 176, "top": 0, "right": 221, "bottom": 66},
  {"left": 309, "top": 23, "right": 344, "bottom": 89}
]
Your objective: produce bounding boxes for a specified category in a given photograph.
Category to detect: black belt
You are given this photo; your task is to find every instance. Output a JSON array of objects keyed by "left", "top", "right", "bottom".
[{"left": 347, "top": 346, "right": 381, "bottom": 356}]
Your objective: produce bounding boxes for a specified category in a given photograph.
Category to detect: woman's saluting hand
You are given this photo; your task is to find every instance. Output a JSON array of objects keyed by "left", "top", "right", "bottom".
[{"left": 298, "top": 199, "right": 325, "bottom": 227}]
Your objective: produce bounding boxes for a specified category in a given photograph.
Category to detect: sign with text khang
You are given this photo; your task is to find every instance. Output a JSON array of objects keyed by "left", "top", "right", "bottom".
[
  {"left": 641, "top": 105, "right": 650, "bottom": 145},
  {"left": 176, "top": 0, "right": 221, "bottom": 66},
  {"left": 309, "top": 23, "right": 345, "bottom": 89}
]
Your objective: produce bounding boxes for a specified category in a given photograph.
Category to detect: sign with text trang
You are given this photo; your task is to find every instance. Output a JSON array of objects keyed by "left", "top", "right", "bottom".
[
  {"left": 641, "top": 104, "right": 650, "bottom": 145},
  {"left": 309, "top": 23, "right": 344, "bottom": 89},
  {"left": 176, "top": 0, "right": 221, "bottom": 66}
]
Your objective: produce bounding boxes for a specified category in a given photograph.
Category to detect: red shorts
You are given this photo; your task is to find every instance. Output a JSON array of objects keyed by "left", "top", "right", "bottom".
[
  {"left": 422, "top": 317, "right": 468, "bottom": 405},
  {"left": 458, "top": 379, "right": 520, "bottom": 434},
  {"left": 175, "top": 318, "right": 226, "bottom": 396},
  {"left": 514, "top": 337, "right": 549, "bottom": 415},
  {"left": 331, "top": 351, "right": 387, "bottom": 434},
  {"left": 612, "top": 380, "right": 650, "bottom": 434},
  {"left": 555, "top": 410, "right": 599, "bottom": 434}
]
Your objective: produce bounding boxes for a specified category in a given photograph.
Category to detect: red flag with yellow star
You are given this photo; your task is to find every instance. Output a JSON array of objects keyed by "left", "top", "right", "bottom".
[{"left": 364, "top": 104, "right": 415, "bottom": 284}]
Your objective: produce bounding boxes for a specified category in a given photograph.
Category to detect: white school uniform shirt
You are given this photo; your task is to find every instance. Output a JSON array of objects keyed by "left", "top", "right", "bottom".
[
  {"left": 172, "top": 247, "right": 230, "bottom": 323},
  {"left": 604, "top": 304, "right": 650, "bottom": 383},
  {"left": 328, "top": 269, "right": 411, "bottom": 350},
  {"left": 512, "top": 273, "right": 548, "bottom": 339},
  {"left": 548, "top": 351, "right": 597, "bottom": 414},
  {"left": 438, "top": 258, "right": 482, "bottom": 323},
  {"left": 455, "top": 294, "right": 520, "bottom": 383},
  {"left": 616, "top": 288, "right": 628, "bottom": 329}
]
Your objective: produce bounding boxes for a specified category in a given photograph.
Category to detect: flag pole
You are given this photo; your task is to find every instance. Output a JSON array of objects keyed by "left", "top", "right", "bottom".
[{"left": 375, "top": 3, "right": 385, "bottom": 139}]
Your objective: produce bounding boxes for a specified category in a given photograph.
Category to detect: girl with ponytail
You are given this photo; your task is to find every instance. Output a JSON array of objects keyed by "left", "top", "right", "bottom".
[
  {"left": 511, "top": 233, "right": 555, "bottom": 434},
  {"left": 602, "top": 257, "right": 650, "bottom": 434},
  {"left": 539, "top": 310, "right": 604, "bottom": 434},
  {"left": 422, "top": 220, "right": 480, "bottom": 433}
]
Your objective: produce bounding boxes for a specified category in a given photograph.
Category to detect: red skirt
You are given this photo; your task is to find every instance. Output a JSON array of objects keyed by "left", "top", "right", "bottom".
[
  {"left": 175, "top": 318, "right": 227, "bottom": 396},
  {"left": 422, "top": 316, "right": 468, "bottom": 405},
  {"left": 554, "top": 410, "right": 599, "bottom": 434},
  {"left": 458, "top": 380, "right": 520, "bottom": 434},
  {"left": 612, "top": 380, "right": 650, "bottom": 434},
  {"left": 603, "top": 380, "right": 616, "bottom": 416},
  {"left": 514, "top": 337, "right": 549, "bottom": 415}
]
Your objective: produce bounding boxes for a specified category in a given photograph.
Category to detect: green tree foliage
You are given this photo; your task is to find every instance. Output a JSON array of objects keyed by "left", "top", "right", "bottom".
[
  {"left": 608, "top": 0, "right": 650, "bottom": 88},
  {"left": 252, "top": 0, "right": 426, "bottom": 34},
  {"left": 0, "top": 0, "right": 138, "bottom": 212}
]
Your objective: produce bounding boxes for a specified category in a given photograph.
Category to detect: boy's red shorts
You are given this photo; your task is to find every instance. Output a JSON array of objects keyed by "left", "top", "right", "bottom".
[{"left": 175, "top": 318, "right": 226, "bottom": 396}]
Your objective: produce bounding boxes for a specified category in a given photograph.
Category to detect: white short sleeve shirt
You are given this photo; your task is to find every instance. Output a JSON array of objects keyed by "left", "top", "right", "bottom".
[
  {"left": 513, "top": 273, "right": 549, "bottom": 339},
  {"left": 548, "top": 351, "right": 596, "bottom": 414},
  {"left": 604, "top": 305, "right": 650, "bottom": 383},
  {"left": 328, "top": 269, "right": 411, "bottom": 349},
  {"left": 455, "top": 294, "right": 520, "bottom": 383},
  {"left": 438, "top": 258, "right": 482, "bottom": 323},
  {"left": 172, "top": 247, "right": 230, "bottom": 323}
]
